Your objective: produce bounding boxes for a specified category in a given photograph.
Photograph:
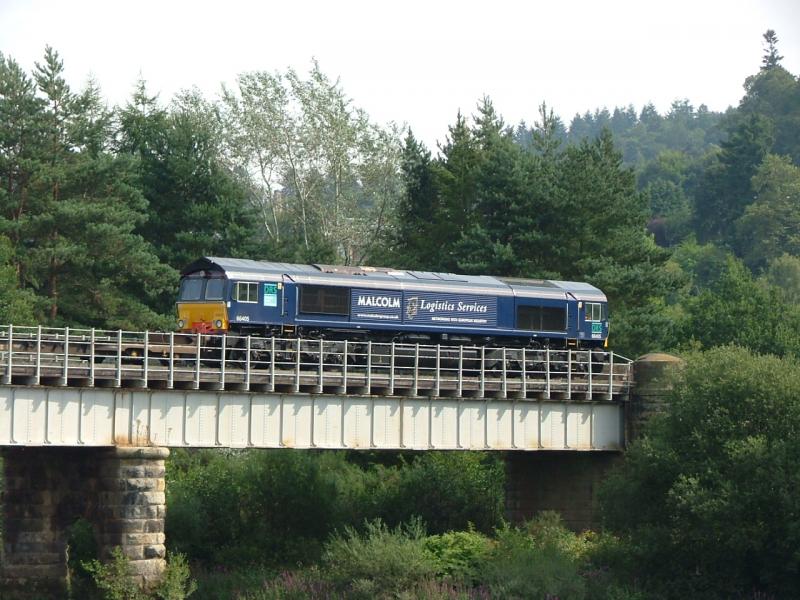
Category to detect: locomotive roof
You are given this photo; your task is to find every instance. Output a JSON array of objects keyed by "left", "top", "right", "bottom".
[{"left": 181, "top": 257, "right": 607, "bottom": 302}]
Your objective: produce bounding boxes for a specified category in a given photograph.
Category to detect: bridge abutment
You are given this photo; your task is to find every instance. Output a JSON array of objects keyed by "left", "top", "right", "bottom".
[
  {"left": 1, "top": 446, "right": 168, "bottom": 597},
  {"left": 504, "top": 451, "right": 621, "bottom": 530},
  {"left": 504, "top": 352, "right": 682, "bottom": 530}
]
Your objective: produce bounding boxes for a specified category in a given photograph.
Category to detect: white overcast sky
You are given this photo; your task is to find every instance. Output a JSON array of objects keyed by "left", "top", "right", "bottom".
[{"left": 1, "top": 0, "right": 798, "bottom": 149}]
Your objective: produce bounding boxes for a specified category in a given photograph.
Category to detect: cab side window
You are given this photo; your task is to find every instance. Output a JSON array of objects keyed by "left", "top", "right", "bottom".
[
  {"left": 584, "top": 302, "right": 604, "bottom": 321},
  {"left": 235, "top": 282, "right": 259, "bottom": 303}
]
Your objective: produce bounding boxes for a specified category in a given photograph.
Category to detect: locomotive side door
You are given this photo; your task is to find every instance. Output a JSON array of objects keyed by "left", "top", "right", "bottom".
[{"left": 261, "top": 280, "right": 284, "bottom": 323}]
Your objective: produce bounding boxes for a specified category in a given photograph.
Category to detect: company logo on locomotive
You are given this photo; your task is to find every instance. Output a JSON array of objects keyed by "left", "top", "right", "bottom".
[
  {"left": 415, "top": 299, "right": 489, "bottom": 313},
  {"left": 356, "top": 295, "right": 401, "bottom": 308},
  {"left": 406, "top": 297, "right": 419, "bottom": 319}
]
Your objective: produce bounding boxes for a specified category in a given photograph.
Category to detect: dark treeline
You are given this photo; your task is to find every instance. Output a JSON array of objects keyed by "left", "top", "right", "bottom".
[
  {"left": 1, "top": 33, "right": 799, "bottom": 359},
  {"left": 2, "top": 29, "right": 800, "bottom": 600}
]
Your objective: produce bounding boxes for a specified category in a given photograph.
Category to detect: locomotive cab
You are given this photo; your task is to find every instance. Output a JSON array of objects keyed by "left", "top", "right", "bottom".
[
  {"left": 176, "top": 273, "right": 229, "bottom": 334},
  {"left": 579, "top": 300, "right": 609, "bottom": 346}
]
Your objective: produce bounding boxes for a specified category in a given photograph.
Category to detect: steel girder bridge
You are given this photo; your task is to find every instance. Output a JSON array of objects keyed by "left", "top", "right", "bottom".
[{"left": 0, "top": 326, "right": 632, "bottom": 451}]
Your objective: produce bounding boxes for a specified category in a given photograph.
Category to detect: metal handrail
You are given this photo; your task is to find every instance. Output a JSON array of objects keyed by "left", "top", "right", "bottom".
[{"left": 0, "top": 325, "right": 632, "bottom": 399}]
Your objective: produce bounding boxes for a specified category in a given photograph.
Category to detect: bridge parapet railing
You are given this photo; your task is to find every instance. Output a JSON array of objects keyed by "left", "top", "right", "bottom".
[{"left": 0, "top": 325, "right": 631, "bottom": 400}]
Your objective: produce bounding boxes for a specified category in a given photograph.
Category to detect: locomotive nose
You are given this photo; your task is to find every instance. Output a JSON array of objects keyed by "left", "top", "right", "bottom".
[{"left": 176, "top": 301, "right": 228, "bottom": 333}]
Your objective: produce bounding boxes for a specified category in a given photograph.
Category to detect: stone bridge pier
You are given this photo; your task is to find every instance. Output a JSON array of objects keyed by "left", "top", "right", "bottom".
[{"left": 0, "top": 446, "right": 168, "bottom": 598}]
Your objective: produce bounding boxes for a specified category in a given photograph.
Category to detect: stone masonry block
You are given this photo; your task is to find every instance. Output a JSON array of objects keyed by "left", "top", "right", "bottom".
[
  {"left": 118, "top": 544, "right": 146, "bottom": 561},
  {"left": 130, "top": 558, "right": 167, "bottom": 581},
  {"left": 144, "top": 544, "right": 166, "bottom": 559},
  {"left": 2, "top": 551, "right": 64, "bottom": 565},
  {"left": 114, "top": 504, "right": 161, "bottom": 520},
  {"left": 123, "top": 532, "right": 166, "bottom": 546},
  {"left": 144, "top": 519, "right": 164, "bottom": 533},
  {"left": 0, "top": 563, "right": 67, "bottom": 579},
  {"left": 2, "top": 446, "right": 168, "bottom": 595},
  {"left": 144, "top": 466, "right": 167, "bottom": 478},
  {"left": 125, "top": 477, "right": 162, "bottom": 491},
  {"left": 113, "top": 447, "right": 170, "bottom": 461},
  {"left": 103, "top": 519, "right": 146, "bottom": 534},
  {"left": 120, "top": 491, "right": 166, "bottom": 506}
]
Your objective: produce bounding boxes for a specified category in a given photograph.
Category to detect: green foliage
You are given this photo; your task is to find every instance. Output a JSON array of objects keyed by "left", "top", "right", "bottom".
[
  {"left": 66, "top": 517, "right": 99, "bottom": 590},
  {"left": 565, "top": 101, "right": 724, "bottom": 166},
  {"left": 189, "top": 565, "right": 278, "bottom": 600},
  {"left": 166, "top": 449, "right": 505, "bottom": 570},
  {"left": 83, "top": 547, "right": 148, "bottom": 600},
  {"left": 220, "top": 61, "right": 403, "bottom": 265},
  {"left": 737, "top": 154, "right": 800, "bottom": 270},
  {"left": 391, "top": 129, "right": 447, "bottom": 270},
  {"left": 741, "top": 30, "right": 800, "bottom": 164},
  {"left": 477, "top": 516, "right": 588, "bottom": 600},
  {"left": 599, "top": 347, "right": 800, "bottom": 598},
  {"left": 166, "top": 449, "right": 338, "bottom": 565},
  {"left": 0, "top": 47, "right": 176, "bottom": 329},
  {"left": 83, "top": 548, "right": 196, "bottom": 600},
  {"left": 236, "top": 569, "right": 334, "bottom": 600},
  {"left": 185, "top": 515, "right": 650, "bottom": 600},
  {"left": 389, "top": 101, "right": 677, "bottom": 357},
  {"left": 374, "top": 452, "right": 505, "bottom": 535},
  {"left": 693, "top": 113, "right": 773, "bottom": 244},
  {"left": 766, "top": 253, "right": 800, "bottom": 303},
  {"left": 154, "top": 554, "right": 197, "bottom": 600},
  {"left": 0, "top": 235, "right": 39, "bottom": 323},
  {"left": 760, "top": 29, "right": 784, "bottom": 70},
  {"left": 678, "top": 253, "right": 800, "bottom": 357},
  {"left": 323, "top": 518, "right": 436, "bottom": 598},
  {"left": 118, "top": 84, "right": 266, "bottom": 276},
  {"left": 423, "top": 529, "right": 493, "bottom": 583}
]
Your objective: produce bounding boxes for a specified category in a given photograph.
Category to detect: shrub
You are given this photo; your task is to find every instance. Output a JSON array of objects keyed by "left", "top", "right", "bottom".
[
  {"left": 166, "top": 449, "right": 338, "bottom": 565},
  {"left": 165, "top": 449, "right": 506, "bottom": 568},
  {"left": 423, "top": 529, "right": 493, "bottom": 583},
  {"left": 599, "top": 347, "right": 800, "bottom": 598},
  {"left": 83, "top": 549, "right": 196, "bottom": 600},
  {"left": 83, "top": 547, "right": 147, "bottom": 600},
  {"left": 524, "top": 510, "right": 594, "bottom": 560},
  {"left": 189, "top": 565, "right": 278, "bottom": 600},
  {"left": 66, "top": 518, "right": 100, "bottom": 598},
  {"left": 155, "top": 553, "right": 197, "bottom": 600},
  {"left": 377, "top": 452, "right": 505, "bottom": 534},
  {"left": 322, "top": 518, "right": 437, "bottom": 598},
  {"left": 478, "top": 520, "right": 587, "bottom": 600},
  {"left": 237, "top": 568, "right": 334, "bottom": 600}
]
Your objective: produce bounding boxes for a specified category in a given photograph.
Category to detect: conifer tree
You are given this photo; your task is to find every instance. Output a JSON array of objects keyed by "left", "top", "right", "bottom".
[
  {"left": 1, "top": 47, "right": 175, "bottom": 328},
  {"left": 118, "top": 83, "right": 265, "bottom": 271},
  {"left": 761, "top": 29, "right": 783, "bottom": 70}
]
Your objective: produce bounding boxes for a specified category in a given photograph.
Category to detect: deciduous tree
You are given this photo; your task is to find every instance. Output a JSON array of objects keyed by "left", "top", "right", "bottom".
[
  {"left": 600, "top": 347, "right": 800, "bottom": 598},
  {"left": 221, "top": 62, "right": 403, "bottom": 264}
]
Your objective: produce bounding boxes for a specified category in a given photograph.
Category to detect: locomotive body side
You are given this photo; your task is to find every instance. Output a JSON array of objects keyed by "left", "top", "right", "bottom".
[{"left": 176, "top": 257, "right": 609, "bottom": 348}]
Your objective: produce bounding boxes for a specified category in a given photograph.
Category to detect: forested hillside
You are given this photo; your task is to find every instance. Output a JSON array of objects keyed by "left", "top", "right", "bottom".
[
  {"left": 2, "top": 27, "right": 800, "bottom": 600},
  {"left": 2, "top": 32, "right": 798, "bottom": 359}
]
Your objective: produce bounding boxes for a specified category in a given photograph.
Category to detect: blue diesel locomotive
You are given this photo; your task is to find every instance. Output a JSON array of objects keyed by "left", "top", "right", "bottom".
[{"left": 176, "top": 257, "right": 609, "bottom": 350}]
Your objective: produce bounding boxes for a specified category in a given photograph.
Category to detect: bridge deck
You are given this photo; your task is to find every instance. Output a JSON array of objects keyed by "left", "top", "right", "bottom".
[
  {"left": 0, "top": 326, "right": 632, "bottom": 450},
  {"left": 0, "top": 325, "right": 631, "bottom": 400}
]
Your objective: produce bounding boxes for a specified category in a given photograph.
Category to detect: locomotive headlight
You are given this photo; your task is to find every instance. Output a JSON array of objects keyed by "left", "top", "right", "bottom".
[
  {"left": 214, "top": 319, "right": 223, "bottom": 329},
  {"left": 177, "top": 319, "right": 186, "bottom": 329}
]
